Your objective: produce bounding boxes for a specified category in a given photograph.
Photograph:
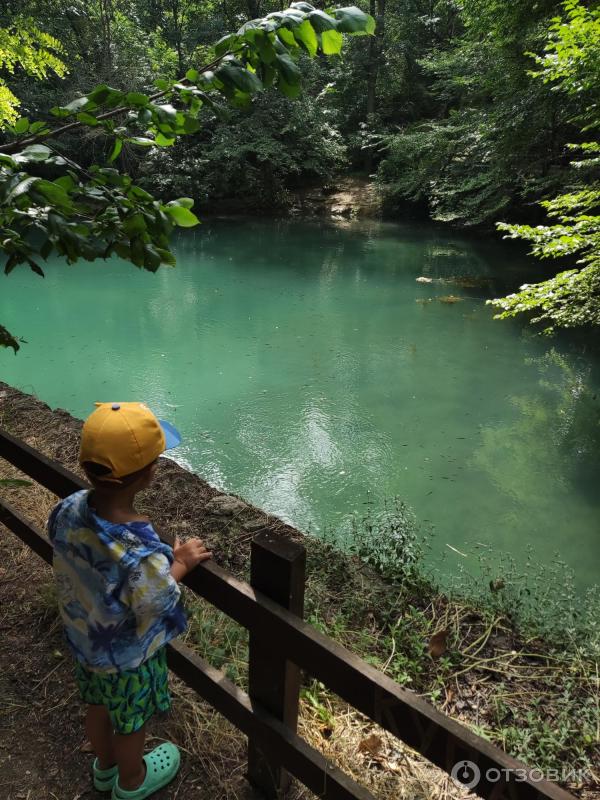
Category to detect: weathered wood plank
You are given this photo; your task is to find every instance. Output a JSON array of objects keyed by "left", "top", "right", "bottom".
[
  {"left": 248, "top": 532, "right": 306, "bottom": 797},
  {"left": 168, "top": 639, "right": 376, "bottom": 800},
  {"left": 0, "top": 428, "right": 86, "bottom": 497},
  {"left": 0, "top": 496, "right": 53, "bottom": 563}
]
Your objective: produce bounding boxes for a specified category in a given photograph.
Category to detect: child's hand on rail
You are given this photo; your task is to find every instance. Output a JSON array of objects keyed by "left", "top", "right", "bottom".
[{"left": 171, "top": 536, "right": 212, "bottom": 580}]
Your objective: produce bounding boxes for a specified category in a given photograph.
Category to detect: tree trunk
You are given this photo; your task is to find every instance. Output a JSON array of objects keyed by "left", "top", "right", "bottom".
[
  {"left": 171, "top": 0, "right": 185, "bottom": 76},
  {"left": 364, "top": 0, "right": 385, "bottom": 173},
  {"left": 99, "top": 0, "right": 113, "bottom": 78},
  {"left": 247, "top": 0, "right": 261, "bottom": 19}
]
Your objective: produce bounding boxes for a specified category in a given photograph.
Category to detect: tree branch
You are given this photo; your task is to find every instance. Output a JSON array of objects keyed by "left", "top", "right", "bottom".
[{"left": 0, "top": 50, "right": 234, "bottom": 155}]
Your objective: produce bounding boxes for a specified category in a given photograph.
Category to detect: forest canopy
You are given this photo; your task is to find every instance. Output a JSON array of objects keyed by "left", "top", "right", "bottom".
[{"left": 0, "top": 0, "right": 599, "bottom": 342}]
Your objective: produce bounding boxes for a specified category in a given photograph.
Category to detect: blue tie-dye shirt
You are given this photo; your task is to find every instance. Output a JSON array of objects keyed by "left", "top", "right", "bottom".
[{"left": 48, "top": 490, "right": 187, "bottom": 672}]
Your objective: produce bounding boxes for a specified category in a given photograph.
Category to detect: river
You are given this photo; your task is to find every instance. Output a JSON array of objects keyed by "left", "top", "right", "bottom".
[{"left": 1, "top": 218, "right": 599, "bottom": 590}]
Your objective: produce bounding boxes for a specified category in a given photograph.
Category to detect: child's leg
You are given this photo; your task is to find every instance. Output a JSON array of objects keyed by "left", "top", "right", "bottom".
[
  {"left": 85, "top": 704, "right": 116, "bottom": 769},
  {"left": 113, "top": 724, "right": 147, "bottom": 791}
]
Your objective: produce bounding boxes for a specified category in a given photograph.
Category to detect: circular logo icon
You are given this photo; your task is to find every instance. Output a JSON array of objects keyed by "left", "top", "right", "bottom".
[{"left": 451, "top": 760, "right": 481, "bottom": 790}]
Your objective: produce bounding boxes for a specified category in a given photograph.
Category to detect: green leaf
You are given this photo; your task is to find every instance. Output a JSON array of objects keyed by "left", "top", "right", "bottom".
[
  {"left": 40, "top": 239, "right": 53, "bottom": 260},
  {"left": 216, "top": 63, "right": 263, "bottom": 94},
  {"left": 183, "top": 115, "right": 201, "bottom": 134},
  {"left": 332, "top": 6, "right": 375, "bottom": 34},
  {"left": 308, "top": 9, "right": 337, "bottom": 32},
  {"left": 14, "top": 117, "right": 29, "bottom": 134},
  {"left": 282, "top": 7, "right": 306, "bottom": 23},
  {"left": 293, "top": 19, "right": 318, "bottom": 57},
  {"left": 290, "top": 2, "right": 315, "bottom": 12},
  {"left": 64, "top": 96, "right": 89, "bottom": 113},
  {"left": 164, "top": 205, "right": 200, "bottom": 227},
  {"left": 155, "top": 103, "right": 177, "bottom": 121},
  {"left": 156, "top": 247, "right": 177, "bottom": 267},
  {"left": 130, "top": 237, "right": 145, "bottom": 267},
  {"left": 77, "top": 112, "right": 100, "bottom": 127},
  {"left": 33, "top": 179, "right": 73, "bottom": 207},
  {"left": 15, "top": 144, "right": 52, "bottom": 162},
  {"left": 27, "top": 258, "right": 45, "bottom": 277},
  {"left": 54, "top": 175, "right": 75, "bottom": 191},
  {"left": 109, "top": 139, "right": 123, "bottom": 162},
  {"left": 129, "top": 186, "right": 154, "bottom": 201},
  {"left": 0, "top": 478, "right": 32, "bottom": 487},
  {"left": 29, "top": 121, "right": 48, "bottom": 134},
  {"left": 155, "top": 132, "right": 175, "bottom": 146},
  {"left": 88, "top": 85, "right": 122, "bottom": 106},
  {"left": 186, "top": 68, "right": 199, "bottom": 82},
  {"left": 215, "top": 33, "right": 238, "bottom": 56},
  {"left": 127, "top": 137, "right": 155, "bottom": 147},
  {"left": 275, "top": 53, "right": 302, "bottom": 84},
  {"left": 254, "top": 30, "right": 277, "bottom": 64},
  {"left": 176, "top": 197, "right": 195, "bottom": 209},
  {"left": 126, "top": 92, "right": 149, "bottom": 107},
  {"left": 123, "top": 213, "right": 147, "bottom": 236},
  {"left": 6, "top": 176, "right": 40, "bottom": 202},
  {"left": 321, "top": 28, "right": 343, "bottom": 55},
  {"left": 143, "top": 244, "right": 162, "bottom": 270},
  {"left": 50, "top": 106, "right": 70, "bottom": 118},
  {"left": 278, "top": 27, "right": 299, "bottom": 47}
]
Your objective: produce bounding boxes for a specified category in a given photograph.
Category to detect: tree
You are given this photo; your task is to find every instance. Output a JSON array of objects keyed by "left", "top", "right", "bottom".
[
  {"left": 489, "top": 0, "right": 600, "bottom": 331},
  {"left": 0, "top": 19, "right": 67, "bottom": 126},
  {"left": 0, "top": 3, "right": 375, "bottom": 351},
  {"left": 374, "top": 0, "right": 576, "bottom": 226}
]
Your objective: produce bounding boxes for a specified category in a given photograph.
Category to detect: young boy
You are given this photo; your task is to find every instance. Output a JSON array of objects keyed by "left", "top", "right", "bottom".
[{"left": 48, "top": 402, "right": 211, "bottom": 800}]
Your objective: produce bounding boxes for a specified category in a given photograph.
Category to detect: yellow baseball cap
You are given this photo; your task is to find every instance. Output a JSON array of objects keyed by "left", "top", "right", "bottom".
[{"left": 79, "top": 402, "right": 181, "bottom": 480}]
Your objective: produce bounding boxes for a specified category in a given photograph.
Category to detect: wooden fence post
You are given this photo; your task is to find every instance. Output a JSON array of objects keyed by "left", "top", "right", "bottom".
[{"left": 247, "top": 531, "right": 306, "bottom": 799}]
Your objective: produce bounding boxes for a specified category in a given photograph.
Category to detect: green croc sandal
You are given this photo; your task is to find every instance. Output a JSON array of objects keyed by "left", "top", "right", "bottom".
[
  {"left": 93, "top": 759, "right": 118, "bottom": 791},
  {"left": 111, "top": 742, "right": 180, "bottom": 800}
]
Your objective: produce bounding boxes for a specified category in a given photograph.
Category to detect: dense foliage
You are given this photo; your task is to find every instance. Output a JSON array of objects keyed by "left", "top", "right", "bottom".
[{"left": 489, "top": 0, "right": 600, "bottom": 331}]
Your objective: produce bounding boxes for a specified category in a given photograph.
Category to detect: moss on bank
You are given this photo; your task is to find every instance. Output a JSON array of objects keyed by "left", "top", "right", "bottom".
[{"left": 0, "top": 382, "right": 598, "bottom": 799}]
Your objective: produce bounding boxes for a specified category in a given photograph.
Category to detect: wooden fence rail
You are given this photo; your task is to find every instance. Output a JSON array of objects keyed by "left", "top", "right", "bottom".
[{"left": 0, "top": 427, "right": 576, "bottom": 800}]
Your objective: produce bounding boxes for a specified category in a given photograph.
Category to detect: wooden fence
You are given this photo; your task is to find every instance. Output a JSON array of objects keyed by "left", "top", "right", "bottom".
[{"left": 0, "top": 427, "right": 576, "bottom": 800}]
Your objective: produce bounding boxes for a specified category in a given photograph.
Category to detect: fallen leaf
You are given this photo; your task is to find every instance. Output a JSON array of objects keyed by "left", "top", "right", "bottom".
[
  {"left": 80, "top": 740, "right": 94, "bottom": 752},
  {"left": 428, "top": 629, "right": 448, "bottom": 658},
  {"left": 359, "top": 733, "right": 383, "bottom": 756}
]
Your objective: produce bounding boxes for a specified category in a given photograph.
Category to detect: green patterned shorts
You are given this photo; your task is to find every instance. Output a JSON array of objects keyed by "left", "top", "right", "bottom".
[{"left": 74, "top": 647, "right": 171, "bottom": 735}]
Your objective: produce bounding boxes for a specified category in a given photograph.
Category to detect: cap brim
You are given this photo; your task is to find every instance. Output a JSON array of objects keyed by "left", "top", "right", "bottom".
[{"left": 159, "top": 420, "right": 182, "bottom": 450}]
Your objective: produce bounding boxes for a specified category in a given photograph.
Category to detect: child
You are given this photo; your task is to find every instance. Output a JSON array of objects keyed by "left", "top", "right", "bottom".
[{"left": 48, "top": 402, "right": 211, "bottom": 799}]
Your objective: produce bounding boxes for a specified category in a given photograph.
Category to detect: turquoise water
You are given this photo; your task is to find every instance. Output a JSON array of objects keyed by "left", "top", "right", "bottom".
[{"left": 1, "top": 218, "right": 599, "bottom": 588}]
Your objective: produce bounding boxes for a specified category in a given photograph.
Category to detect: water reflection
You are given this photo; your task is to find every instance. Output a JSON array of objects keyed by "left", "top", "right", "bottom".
[
  {"left": 472, "top": 348, "right": 600, "bottom": 570},
  {"left": 1, "top": 218, "right": 598, "bottom": 589}
]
